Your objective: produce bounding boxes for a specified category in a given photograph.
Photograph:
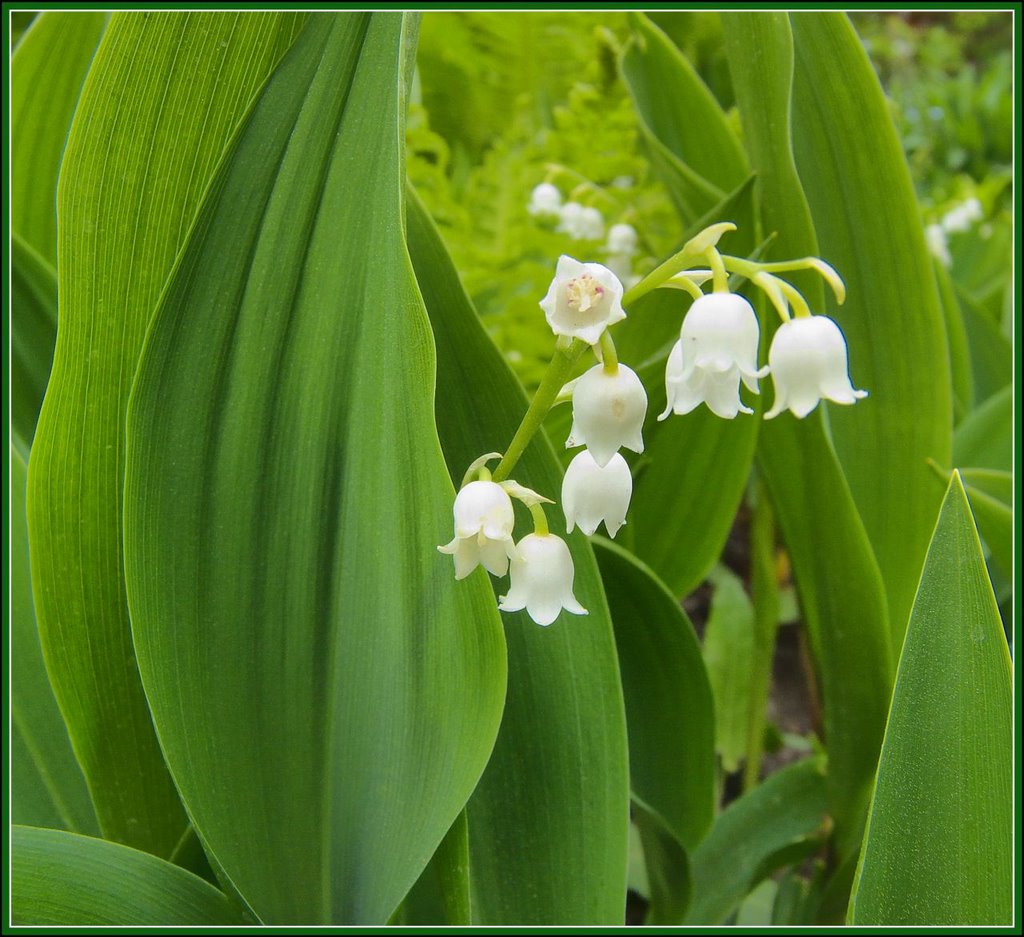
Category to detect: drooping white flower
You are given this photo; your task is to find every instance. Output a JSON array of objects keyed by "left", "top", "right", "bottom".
[
  {"left": 659, "top": 292, "right": 768, "bottom": 420},
  {"left": 557, "top": 201, "right": 585, "bottom": 238},
  {"left": 528, "top": 182, "right": 563, "bottom": 218},
  {"left": 539, "top": 255, "right": 626, "bottom": 346},
  {"left": 605, "top": 222, "right": 638, "bottom": 256},
  {"left": 925, "top": 223, "right": 952, "bottom": 267},
  {"left": 562, "top": 451, "right": 632, "bottom": 538},
  {"left": 438, "top": 480, "right": 517, "bottom": 579},
  {"left": 941, "top": 197, "right": 983, "bottom": 233},
  {"left": 557, "top": 202, "right": 604, "bottom": 240},
  {"left": 764, "top": 315, "right": 868, "bottom": 419},
  {"left": 498, "top": 533, "right": 587, "bottom": 626},
  {"left": 579, "top": 206, "right": 605, "bottom": 241},
  {"left": 566, "top": 363, "right": 647, "bottom": 467}
]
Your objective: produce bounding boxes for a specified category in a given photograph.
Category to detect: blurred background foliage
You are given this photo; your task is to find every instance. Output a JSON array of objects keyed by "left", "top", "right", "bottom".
[{"left": 407, "top": 10, "right": 1012, "bottom": 387}]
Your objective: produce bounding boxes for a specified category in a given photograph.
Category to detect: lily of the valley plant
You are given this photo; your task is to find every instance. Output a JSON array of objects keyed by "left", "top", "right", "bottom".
[{"left": 439, "top": 219, "right": 864, "bottom": 625}]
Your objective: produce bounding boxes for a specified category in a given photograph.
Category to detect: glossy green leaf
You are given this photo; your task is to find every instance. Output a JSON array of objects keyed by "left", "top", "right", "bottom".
[
  {"left": 684, "top": 758, "right": 829, "bottom": 925},
  {"left": 933, "top": 259, "right": 974, "bottom": 421},
  {"left": 12, "top": 447, "right": 96, "bottom": 834},
  {"left": 593, "top": 538, "right": 715, "bottom": 850},
  {"left": 407, "top": 187, "right": 629, "bottom": 924},
  {"left": 12, "top": 827, "right": 243, "bottom": 926},
  {"left": 11, "top": 232, "right": 56, "bottom": 450},
  {"left": 11, "top": 11, "right": 106, "bottom": 266},
  {"left": 634, "top": 803, "right": 692, "bottom": 925},
  {"left": 124, "top": 14, "right": 506, "bottom": 926},
  {"left": 931, "top": 465, "right": 1012, "bottom": 580},
  {"left": 622, "top": 12, "right": 746, "bottom": 219},
  {"left": 790, "top": 12, "right": 953, "bottom": 649},
  {"left": 702, "top": 566, "right": 754, "bottom": 774},
  {"left": 953, "top": 384, "right": 1012, "bottom": 471},
  {"left": 28, "top": 10, "right": 307, "bottom": 858},
  {"left": 849, "top": 476, "right": 1012, "bottom": 925},
  {"left": 722, "top": 11, "right": 893, "bottom": 854},
  {"left": 399, "top": 812, "right": 472, "bottom": 926},
  {"left": 958, "top": 285, "right": 1012, "bottom": 405}
]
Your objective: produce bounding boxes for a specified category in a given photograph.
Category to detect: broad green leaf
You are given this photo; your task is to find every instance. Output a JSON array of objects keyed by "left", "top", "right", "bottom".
[
  {"left": 722, "top": 11, "right": 893, "bottom": 854},
  {"left": 790, "top": 12, "right": 953, "bottom": 649},
  {"left": 849, "top": 476, "right": 1012, "bottom": 925},
  {"left": 11, "top": 11, "right": 106, "bottom": 266},
  {"left": 622, "top": 12, "right": 747, "bottom": 213},
  {"left": 684, "top": 758, "right": 829, "bottom": 925},
  {"left": 623, "top": 179, "right": 760, "bottom": 597},
  {"left": 593, "top": 538, "right": 715, "bottom": 850},
  {"left": 124, "top": 14, "right": 506, "bottom": 926},
  {"left": 958, "top": 284, "right": 1012, "bottom": 405},
  {"left": 930, "top": 465, "right": 1012, "bottom": 580},
  {"left": 933, "top": 259, "right": 974, "bottom": 421},
  {"left": 11, "top": 232, "right": 56, "bottom": 450},
  {"left": 702, "top": 566, "right": 754, "bottom": 774},
  {"left": 407, "top": 187, "right": 629, "bottom": 924},
  {"left": 953, "top": 384, "right": 1012, "bottom": 471},
  {"left": 736, "top": 879, "right": 779, "bottom": 926},
  {"left": 12, "top": 446, "right": 96, "bottom": 834},
  {"left": 399, "top": 812, "right": 472, "bottom": 926},
  {"left": 11, "top": 827, "right": 243, "bottom": 926},
  {"left": 635, "top": 803, "right": 692, "bottom": 925},
  {"left": 28, "top": 10, "right": 307, "bottom": 857}
]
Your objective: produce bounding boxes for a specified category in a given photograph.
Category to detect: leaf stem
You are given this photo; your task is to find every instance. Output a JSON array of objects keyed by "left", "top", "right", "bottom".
[{"left": 492, "top": 340, "right": 584, "bottom": 482}]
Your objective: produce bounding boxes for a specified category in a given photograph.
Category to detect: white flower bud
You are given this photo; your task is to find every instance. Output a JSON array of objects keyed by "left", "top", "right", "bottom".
[
  {"left": 562, "top": 451, "right": 632, "bottom": 538},
  {"left": 579, "top": 206, "right": 605, "bottom": 241},
  {"left": 498, "top": 533, "right": 587, "bottom": 626},
  {"left": 659, "top": 292, "right": 768, "bottom": 420},
  {"left": 925, "top": 223, "right": 952, "bottom": 267},
  {"left": 539, "top": 255, "right": 626, "bottom": 346},
  {"left": 528, "top": 182, "right": 562, "bottom": 218},
  {"left": 764, "top": 315, "right": 868, "bottom": 419},
  {"left": 566, "top": 363, "right": 647, "bottom": 468},
  {"left": 557, "top": 202, "right": 604, "bottom": 240},
  {"left": 605, "top": 223, "right": 638, "bottom": 256},
  {"left": 438, "top": 480, "right": 517, "bottom": 579}
]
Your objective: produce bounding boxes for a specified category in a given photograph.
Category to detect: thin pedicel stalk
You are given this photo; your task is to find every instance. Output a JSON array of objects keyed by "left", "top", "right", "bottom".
[{"left": 491, "top": 339, "right": 585, "bottom": 482}]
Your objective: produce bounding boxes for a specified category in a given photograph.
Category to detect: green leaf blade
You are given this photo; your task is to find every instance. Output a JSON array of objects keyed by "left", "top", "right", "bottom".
[
  {"left": 12, "top": 827, "right": 243, "bottom": 926},
  {"left": 594, "top": 538, "right": 715, "bottom": 851},
  {"left": 124, "top": 14, "right": 506, "bottom": 926},
  {"left": 790, "top": 12, "right": 954, "bottom": 649},
  {"left": 12, "top": 11, "right": 106, "bottom": 266},
  {"left": 12, "top": 446, "right": 97, "bottom": 835},
  {"left": 27, "top": 9, "right": 308, "bottom": 859},
  {"left": 850, "top": 476, "right": 1012, "bottom": 925}
]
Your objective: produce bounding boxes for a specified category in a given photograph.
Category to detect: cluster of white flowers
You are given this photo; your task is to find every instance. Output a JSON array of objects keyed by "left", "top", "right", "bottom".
[
  {"left": 660, "top": 292, "right": 865, "bottom": 421},
  {"left": 925, "top": 197, "right": 985, "bottom": 267},
  {"left": 528, "top": 182, "right": 614, "bottom": 243},
  {"left": 441, "top": 218, "right": 867, "bottom": 627}
]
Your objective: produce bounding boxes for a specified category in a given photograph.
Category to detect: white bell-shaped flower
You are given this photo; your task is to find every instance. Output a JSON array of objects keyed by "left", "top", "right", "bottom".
[
  {"left": 539, "top": 255, "right": 626, "bottom": 346},
  {"left": 556, "top": 201, "right": 585, "bottom": 237},
  {"left": 562, "top": 451, "right": 632, "bottom": 538},
  {"left": 498, "top": 533, "right": 587, "bottom": 626},
  {"left": 660, "top": 292, "right": 768, "bottom": 420},
  {"left": 764, "top": 315, "right": 868, "bottom": 419},
  {"left": 579, "top": 206, "right": 605, "bottom": 241},
  {"left": 566, "top": 363, "right": 647, "bottom": 468},
  {"left": 605, "top": 222, "right": 638, "bottom": 256},
  {"left": 438, "top": 480, "right": 517, "bottom": 580},
  {"left": 528, "top": 182, "right": 562, "bottom": 218}
]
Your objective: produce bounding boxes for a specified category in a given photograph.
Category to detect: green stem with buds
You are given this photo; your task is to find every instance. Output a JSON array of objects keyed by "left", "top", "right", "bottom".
[{"left": 492, "top": 339, "right": 585, "bottom": 482}]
